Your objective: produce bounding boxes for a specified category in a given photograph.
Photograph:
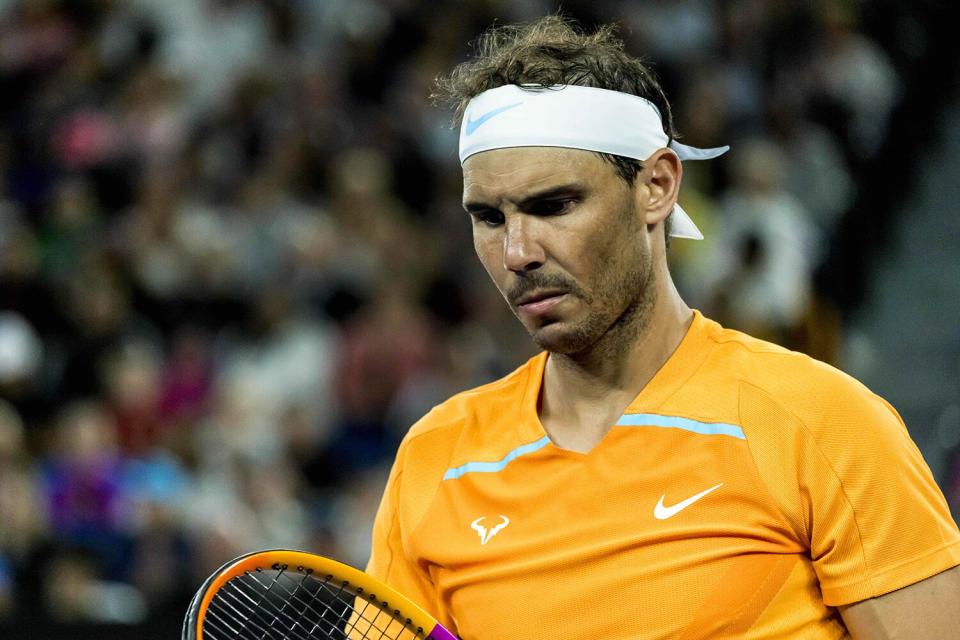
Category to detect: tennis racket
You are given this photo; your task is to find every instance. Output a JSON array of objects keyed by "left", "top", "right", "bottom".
[{"left": 183, "top": 549, "right": 457, "bottom": 640}]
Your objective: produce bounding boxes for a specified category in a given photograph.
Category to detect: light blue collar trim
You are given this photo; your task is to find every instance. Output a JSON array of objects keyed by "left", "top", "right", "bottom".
[
  {"left": 616, "top": 413, "right": 745, "bottom": 439},
  {"left": 443, "top": 435, "right": 551, "bottom": 480},
  {"left": 442, "top": 415, "right": 743, "bottom": 481}
]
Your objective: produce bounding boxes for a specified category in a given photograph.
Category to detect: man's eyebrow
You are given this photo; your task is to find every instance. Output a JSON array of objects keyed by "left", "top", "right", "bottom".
[{"left": 463, "top": 184, "right": 586, "bottom": 213}]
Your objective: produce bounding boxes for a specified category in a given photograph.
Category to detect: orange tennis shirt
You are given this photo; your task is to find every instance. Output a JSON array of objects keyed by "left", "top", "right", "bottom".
[{"left": 366, "top": 311, "right": 960, "bottom": 639}]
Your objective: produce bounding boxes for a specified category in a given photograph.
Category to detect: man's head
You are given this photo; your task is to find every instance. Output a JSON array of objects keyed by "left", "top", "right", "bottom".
[
  {"left": 434, "top": 15, "right": 677, "bottom": 195},
  {"left": 436, "top": 17, "right": 689, "bottom": 355}
]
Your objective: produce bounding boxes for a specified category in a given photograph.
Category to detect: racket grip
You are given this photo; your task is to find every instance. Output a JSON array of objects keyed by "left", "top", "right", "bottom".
[{"left": 429, "top": 623, "right": 459, "bottom": 640}]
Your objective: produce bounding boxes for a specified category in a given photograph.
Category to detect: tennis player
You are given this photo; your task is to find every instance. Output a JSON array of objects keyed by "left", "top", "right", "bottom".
[{"left": 366, "top": 17, "right": 960, "bottom": 639}]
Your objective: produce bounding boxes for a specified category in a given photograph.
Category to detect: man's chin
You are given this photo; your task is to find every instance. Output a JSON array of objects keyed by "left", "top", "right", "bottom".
[{"left": 528, "top": 322, "right": 594, "bottom": 355}]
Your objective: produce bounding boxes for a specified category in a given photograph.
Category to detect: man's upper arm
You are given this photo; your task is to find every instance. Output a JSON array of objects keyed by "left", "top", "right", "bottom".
[{"left": 839, "top": 564, "right": 960, "bottom": 639}]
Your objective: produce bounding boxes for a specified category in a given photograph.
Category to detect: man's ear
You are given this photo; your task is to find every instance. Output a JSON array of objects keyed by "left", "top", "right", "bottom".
[{"left": 636, "top": 148, "right": 682, "bottom": 227}]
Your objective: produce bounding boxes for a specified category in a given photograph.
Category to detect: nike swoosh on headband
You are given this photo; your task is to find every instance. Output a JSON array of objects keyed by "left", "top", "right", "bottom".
[{"left": 465, "top": 102, "right": 523, "bottom": 135}]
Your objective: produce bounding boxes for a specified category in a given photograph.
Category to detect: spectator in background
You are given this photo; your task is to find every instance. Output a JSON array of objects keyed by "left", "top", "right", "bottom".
[
  {"left": 121, "top": 442, "right": 193, "bottom": 616},
  {"left": 811, "top": 2, "right": 898, "bottom": 160},
  {"left": 101, "top": 339, "right": 166, "bottom": 456},
  {"left": 41, "top": 547, "right": 147, "bottom": 624},
  {"left": 55, "top": 257, "right": 160, "bottom": 401},
  {"left": 38, "top": 176, "right": 102, "bottom": 287},
  {"left": 0, "top": 312, "right": 43, "bottom": 413},
  {"left": 703, "top": 137, "right": 820, "bottom": 344},
  {"left": 40, "top": 400, "right": 132, "bottom": 579},
  {"left": 767, "top": 91, "right": 854, "bottom": 235},
  {"left": 0, "top": 399, "right": 47, "bottom": 619}
]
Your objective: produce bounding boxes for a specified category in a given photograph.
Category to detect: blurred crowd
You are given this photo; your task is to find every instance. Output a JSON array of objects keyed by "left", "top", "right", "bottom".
[{"left": 0, "top": 0, "right": 953, "bottom": 631}]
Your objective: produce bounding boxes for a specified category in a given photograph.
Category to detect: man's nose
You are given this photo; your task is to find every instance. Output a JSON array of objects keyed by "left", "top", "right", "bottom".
[{"left": 503, "top": 215, "right": 545, "bottom": 273}]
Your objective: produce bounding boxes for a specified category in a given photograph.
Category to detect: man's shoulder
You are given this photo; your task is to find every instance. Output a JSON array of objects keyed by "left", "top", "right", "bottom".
[
  {"left": 701, "top": 320, "right": 898, "bottom": 435},
  {"left": 404, "top": 353, "right": 543, "bottom": 443}
]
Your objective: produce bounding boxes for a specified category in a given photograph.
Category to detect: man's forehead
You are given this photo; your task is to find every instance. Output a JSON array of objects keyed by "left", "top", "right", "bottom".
[{"left": 461, "top": 146, "right": 608, "bottom": 202}]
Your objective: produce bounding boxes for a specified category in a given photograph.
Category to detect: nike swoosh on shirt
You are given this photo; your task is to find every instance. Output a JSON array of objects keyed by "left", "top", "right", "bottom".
[
  {"left": 654, "top": 483, "right": 723, "bottom": 520},
  {"left": 464, "top": 102, "right": 523, "bottom": 135}
]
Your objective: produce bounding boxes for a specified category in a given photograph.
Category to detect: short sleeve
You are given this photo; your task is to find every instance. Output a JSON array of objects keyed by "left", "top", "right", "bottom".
[
  {"left": 797, "top": 382, "right": 960, "bottom": 605},
  {"left": 364, "top": 424, "right": 461, "bottom": 633},
  {"left": 365, "top": 453, "right": 443, "bottom": 617}
]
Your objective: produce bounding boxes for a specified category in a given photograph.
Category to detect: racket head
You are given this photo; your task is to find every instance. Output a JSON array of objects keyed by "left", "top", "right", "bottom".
[{"left": 183, "top": 549, "right": 456, "bottom": 640}]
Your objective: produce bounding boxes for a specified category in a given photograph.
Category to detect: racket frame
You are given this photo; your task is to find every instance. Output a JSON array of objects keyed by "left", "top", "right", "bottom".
[{"left": 185, "top": 549, "right": 456, "bottom": 640}]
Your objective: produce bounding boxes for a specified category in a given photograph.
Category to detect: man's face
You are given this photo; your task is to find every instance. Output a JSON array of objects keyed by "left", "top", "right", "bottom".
[{"left": 462, "top": 147, "right": 656, "bottom": 354}]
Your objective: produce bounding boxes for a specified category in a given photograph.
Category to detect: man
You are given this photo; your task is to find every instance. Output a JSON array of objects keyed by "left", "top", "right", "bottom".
[{"left": 366, "top": 17, "right": 960, "bottom": 639}]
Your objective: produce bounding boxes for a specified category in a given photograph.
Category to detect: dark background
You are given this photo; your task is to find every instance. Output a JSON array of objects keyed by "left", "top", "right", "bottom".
[{"left": 1, "top": 0, "right": 958, "bottom": 637}]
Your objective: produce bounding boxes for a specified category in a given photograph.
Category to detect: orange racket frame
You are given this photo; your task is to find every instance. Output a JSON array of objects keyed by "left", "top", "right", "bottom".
[{"left": 184, "top": 549, "right": 457, "bottom": 640}]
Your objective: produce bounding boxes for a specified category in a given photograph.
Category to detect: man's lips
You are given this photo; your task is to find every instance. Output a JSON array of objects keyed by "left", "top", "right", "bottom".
[
  {"left": 514, "top": 289, "right": 567, "bottom": 306},
  {"left": 515, "top": 290, "right": 568, "bottom": 317}
]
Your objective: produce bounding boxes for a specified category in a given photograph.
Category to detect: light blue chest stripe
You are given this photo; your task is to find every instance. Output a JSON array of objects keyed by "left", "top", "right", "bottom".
[
  {"left": 442, "top": 435, "right": 551, "bottom": 480},
  {"left": 616, "top": 413, "right": 745, "bottom": 439}
]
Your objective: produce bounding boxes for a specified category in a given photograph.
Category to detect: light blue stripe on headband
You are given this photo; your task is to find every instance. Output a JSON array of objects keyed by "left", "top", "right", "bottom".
[
  {"left": 443, "top": 435, "right": 551, "bottom": 480},
  {"left": 616, "top": 413, "right": 745, "bottom": 439}
]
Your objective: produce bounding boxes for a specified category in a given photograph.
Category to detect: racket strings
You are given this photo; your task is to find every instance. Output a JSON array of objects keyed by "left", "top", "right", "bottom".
[
  {"left": 201, "top": 564, "right": 429, "bottom": 640},
  {"left": 207, "top": 569, "right": 336, "bottom": 640},
  {"left": 206, "top": 568, "right": 352, "bottom": 640}
]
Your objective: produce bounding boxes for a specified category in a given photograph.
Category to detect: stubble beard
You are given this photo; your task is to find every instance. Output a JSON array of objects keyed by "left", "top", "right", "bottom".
[{"left": 530, "top": 246, "right": 657, "bottom": 359}]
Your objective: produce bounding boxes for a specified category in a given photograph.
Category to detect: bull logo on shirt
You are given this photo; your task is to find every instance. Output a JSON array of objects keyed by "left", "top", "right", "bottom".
[{"left": 471, "top": 515, "right": 510, "bottom": 545}]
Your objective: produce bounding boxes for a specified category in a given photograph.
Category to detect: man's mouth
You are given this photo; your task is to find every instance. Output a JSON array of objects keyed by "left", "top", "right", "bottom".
[
  {"left": 515, "top": 290, "right": 568, "bottom": 318},
  {"left": 514, "top": 289, "right": 567, "bottom": 306}
]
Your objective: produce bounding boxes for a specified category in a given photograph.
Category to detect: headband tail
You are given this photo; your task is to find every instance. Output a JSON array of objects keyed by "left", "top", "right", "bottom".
[
  {"left": 669, "top": 141, "right": 730, "bottom": 161},
  {"left": 666, "top": 141, "right": 728, "bottom": 239},
  {"left": 670, "top": 204, "right": 705, "bottom": 240}
]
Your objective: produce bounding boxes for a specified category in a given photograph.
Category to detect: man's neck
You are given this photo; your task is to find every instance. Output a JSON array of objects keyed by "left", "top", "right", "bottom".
[{"left": 539, "top": 282, "right": 693, "bottom": 453}]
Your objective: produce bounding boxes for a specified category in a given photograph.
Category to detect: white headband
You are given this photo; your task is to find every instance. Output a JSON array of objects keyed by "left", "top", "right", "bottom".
[{"left": 458, "top": 84, "right": 729, "bottom": 239}]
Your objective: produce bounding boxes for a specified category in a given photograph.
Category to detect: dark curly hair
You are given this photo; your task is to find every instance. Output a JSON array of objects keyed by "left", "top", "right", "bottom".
[{"left": 433, "top": 15, "right": 677, "bottom": 187}]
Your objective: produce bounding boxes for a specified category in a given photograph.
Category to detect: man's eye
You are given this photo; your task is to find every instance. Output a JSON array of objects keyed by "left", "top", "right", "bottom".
[
  {"left": 471, "top": 210, "right": 504, "bottom": 226},
  {"left": 528, "top": 198, "right": 575, "bottom": 216}
]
